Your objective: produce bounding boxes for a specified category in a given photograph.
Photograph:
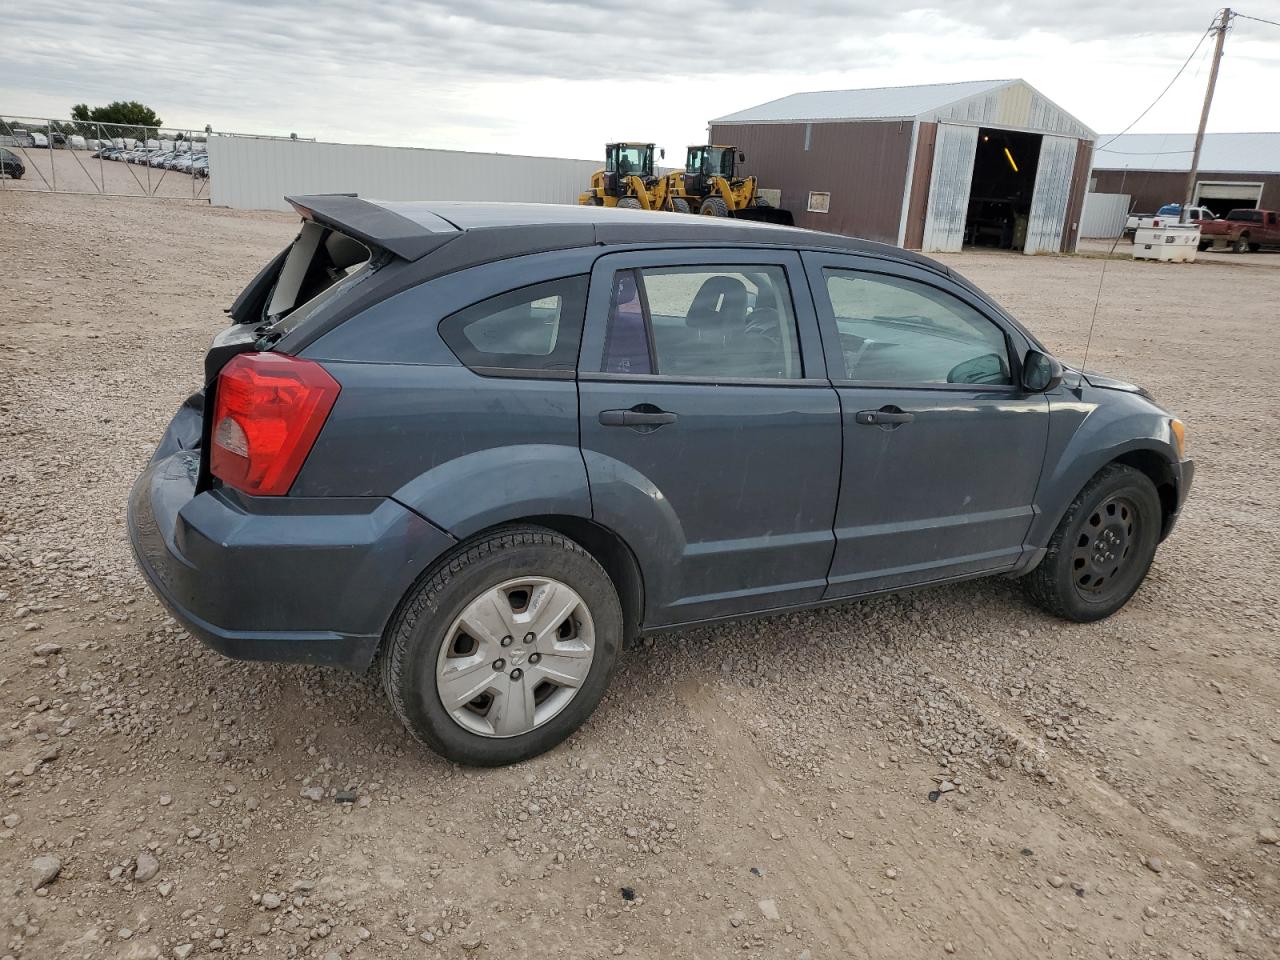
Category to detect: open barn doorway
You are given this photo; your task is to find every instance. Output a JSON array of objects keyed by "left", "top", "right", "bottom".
[{"left": 964, "top": 128, "right": 1041, "bottom": 251}]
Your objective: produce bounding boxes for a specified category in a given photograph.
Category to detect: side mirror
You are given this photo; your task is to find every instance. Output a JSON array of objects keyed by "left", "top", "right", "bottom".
[
  {"left": 659, "top": 148, "right": 665, "bottom": 160},
  {"left": 1022, "top": 349, "right": 1063, "bottom": 392},
  {"left": 738, "top": 151, "right": 746, "bottom": 163}
]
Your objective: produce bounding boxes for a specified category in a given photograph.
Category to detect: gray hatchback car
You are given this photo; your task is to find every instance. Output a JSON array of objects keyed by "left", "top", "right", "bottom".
[{"left": 129, "top": 197, "right": 1193, "bottom": 765}]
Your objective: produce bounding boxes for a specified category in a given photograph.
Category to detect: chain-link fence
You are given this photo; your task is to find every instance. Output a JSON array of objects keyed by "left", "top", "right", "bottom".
[{"left": 0, "top": 115, "right": 211, "bottom": 200}]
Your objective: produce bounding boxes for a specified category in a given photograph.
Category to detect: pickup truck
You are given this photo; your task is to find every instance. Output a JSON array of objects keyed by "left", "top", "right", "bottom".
[
  {"left": 1199, "top": 208, "right": 1280, "bottom": 253},
  {"left": 1124, "top": 204, "right": 1216, "bottom": 237}
]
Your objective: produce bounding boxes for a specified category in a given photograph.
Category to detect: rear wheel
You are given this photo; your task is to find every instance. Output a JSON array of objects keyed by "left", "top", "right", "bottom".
[
  {"left": 1022, "top": 464, "right": 1161, "bottom": 622},
  {"left": 672, "top": 198, "right": 691, "bottom": 214},
  {"left": 381, "top": 526, "right": 623, "bottom": 766},
  {"left": 617, "top": 197, "right": 642, "bottom": 210},
  {"left": 699, "top": 197, "right": 729, "bottom": 217}
]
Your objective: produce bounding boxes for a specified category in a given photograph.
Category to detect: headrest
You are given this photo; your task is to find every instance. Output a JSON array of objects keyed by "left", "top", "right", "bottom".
[{"left": 686, "top": 276, "right": 748, "bottom": 331}]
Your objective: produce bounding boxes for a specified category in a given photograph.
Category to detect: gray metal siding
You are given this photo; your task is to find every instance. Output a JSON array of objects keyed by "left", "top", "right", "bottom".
[
  {"left": 1024, "top": 135, "right": 1077, "bottom": 255},
  {"left": 707, "top": 120, "right": 913, "bottom": 243},
  {"left": 208, "top": 137, "right": 600, "bottom": 212},
  {"left": 921, "top": 123, "right": 978, "bottom": 252},
  {"left": 1080, "top": 193, "right": 1132, "bottom": 238}
]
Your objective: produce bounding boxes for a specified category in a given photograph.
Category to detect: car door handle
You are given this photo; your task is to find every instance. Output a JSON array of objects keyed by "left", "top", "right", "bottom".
[
  {"left": 599, "top": 408, "right": 678, "bottom": 427},
  {"left": 855, "top": 408, "right": 915, "bottom": 426}
]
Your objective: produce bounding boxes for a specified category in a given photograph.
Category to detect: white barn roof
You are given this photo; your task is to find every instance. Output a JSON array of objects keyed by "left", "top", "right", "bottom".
[
  {"left": 1093, "top": 132, "right": 1280, "bottom": 173},
  {"left": 712, "top": 79, "right": 1095, "bottom": 141}
]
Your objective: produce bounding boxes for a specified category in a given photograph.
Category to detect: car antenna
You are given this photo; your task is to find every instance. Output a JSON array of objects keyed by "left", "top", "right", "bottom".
[{"left": 1076, "top": 169, "right": 1132, "bottom": 397}]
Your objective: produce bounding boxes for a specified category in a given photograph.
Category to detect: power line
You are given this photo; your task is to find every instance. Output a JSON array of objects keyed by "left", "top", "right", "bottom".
[
  {"left": 1095, "top": 15, "right": 1218, "bottom": 152},
  {"left": 1235, "top": 11, "right": 1280, "bottom": 28}
]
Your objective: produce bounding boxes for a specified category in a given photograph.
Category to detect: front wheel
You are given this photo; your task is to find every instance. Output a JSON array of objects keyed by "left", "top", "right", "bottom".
[
  {"left": 616, "top": 197, "right": 642, "bottom": 210},
  {"left": 699, "top": 196, "right": 729, "bottom": 216},
  {"left": 381, "top": 526, "right": 623, "bottom": 765},
  {"left": 1022, "top": 464, "right": 1162, "bottom": 622},
  {"left": 1232, "top": 236, "right": 1251, "bottom": 253},
  {"left": 671, "top": 197, "right": 691, "bottom": 214}
]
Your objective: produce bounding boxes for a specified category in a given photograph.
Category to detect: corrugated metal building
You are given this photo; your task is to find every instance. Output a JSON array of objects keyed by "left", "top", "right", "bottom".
[
  {"left": 1091, "top": 132, "right": 1280, "bottom": 215},
  {"left": 710, "top": 79, "right": 1096, "bottom": 254},
  {"left": 208, "top": 136, "right": 600, "bottom": 212}
]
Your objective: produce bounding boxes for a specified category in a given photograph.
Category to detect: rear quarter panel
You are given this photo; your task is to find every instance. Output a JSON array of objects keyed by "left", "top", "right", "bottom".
[{"left": 294, "top": 249, "right": 600, "bottom": 538}]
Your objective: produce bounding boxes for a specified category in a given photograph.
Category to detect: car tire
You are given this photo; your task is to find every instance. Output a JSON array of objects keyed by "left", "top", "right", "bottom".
[
  {"left": 1197, "top": 241, "right": 1210, "bottom": 252},
  {"left": 700, "top": 196, "right": 730, "bottom": 217},
  {"left": 616, "top": 197, "right": 642, "bottom": 209},
  {"left": 672, "top": 198, "right": 691, "bottom": 214},
  {"left": 1232, "top": 236, "right": 1250, "bottom": 253},
  {"left": 1023, "top": 464, "right": 1162, "bottom": 623},
  {"left": 380, "top": 525, "right": 623, "bottom": 766}
]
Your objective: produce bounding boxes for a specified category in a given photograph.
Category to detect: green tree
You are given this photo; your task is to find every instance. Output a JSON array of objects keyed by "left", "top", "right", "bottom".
[{"left": 69, "top": 101, "right": 163, "bottom": 129}]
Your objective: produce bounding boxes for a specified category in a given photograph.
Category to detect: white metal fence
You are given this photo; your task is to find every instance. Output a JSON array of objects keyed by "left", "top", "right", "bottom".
[
  {"left": 1080, "top": 192, "right": 1132, "bottom": 239},
  {"left": 208, "top": 137, "right": 600, "bottom": 212}
]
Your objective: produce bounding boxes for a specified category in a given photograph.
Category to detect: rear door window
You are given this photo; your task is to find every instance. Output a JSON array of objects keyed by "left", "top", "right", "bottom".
[
  {"left": 439, "top": 276, "right": 588, "bottom": 377},
  {"left": 602, "top": 265, "right": 802, "bottom": 379}
]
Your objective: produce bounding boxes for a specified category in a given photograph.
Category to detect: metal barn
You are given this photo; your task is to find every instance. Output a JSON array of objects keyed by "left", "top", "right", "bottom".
[
  {"left": 710, "top": 79, "right": 1096, "bottom": 254},
  {"left": 1090, "top": 132, "right": 1280, "bottom": 217}
]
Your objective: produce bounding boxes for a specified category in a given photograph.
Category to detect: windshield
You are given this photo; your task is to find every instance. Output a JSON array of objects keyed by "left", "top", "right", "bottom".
[
  {"left": 686, "top": 147, "right": 735, "bottom": 177},
  {"left": 607, "top": 145, "right": 652, "bottom": 176}
]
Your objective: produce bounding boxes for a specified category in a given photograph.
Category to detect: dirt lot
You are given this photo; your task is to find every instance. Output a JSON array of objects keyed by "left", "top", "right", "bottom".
[
  {"left": 1, "top": 148, "right": 208, "bottom": 200},
  {"left": 1, "top": 191, "right": 1278, "bottom": 960}
]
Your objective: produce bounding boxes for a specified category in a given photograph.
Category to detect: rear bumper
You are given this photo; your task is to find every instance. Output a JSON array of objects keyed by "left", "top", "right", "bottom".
[{"left": 127, "top": 447, "right": 455, "bottom": 672}]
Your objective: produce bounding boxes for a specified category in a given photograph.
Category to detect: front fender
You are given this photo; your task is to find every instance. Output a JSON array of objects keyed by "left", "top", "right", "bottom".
[
  {"left": 1029, "top": 390, "right": 1181, "bottom": 545},
  {"left": 393, "top": 444, "right": 591, "bottom": 540}
]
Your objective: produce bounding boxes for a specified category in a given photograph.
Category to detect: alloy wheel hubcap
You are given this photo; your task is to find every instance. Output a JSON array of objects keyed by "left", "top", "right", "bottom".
[
  {"left": 436, "top": 577, "right": 595, "bottom": 738},
  {"left": 1071, "top": 495, "right": 1139, "bottom": 596}
]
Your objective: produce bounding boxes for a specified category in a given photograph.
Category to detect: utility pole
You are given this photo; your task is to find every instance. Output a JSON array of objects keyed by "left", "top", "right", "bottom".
[{"left": 1183, "top": 7, "right": 1232, "bottom": 221}]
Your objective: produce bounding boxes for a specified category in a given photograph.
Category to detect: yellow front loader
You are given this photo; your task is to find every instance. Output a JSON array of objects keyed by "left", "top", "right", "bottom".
[
  {"left": 579, "top": 142, "right": 682, "bottom": 211},
  {"left": 667, "top": 145, "right": 793, "bottom": 224}
]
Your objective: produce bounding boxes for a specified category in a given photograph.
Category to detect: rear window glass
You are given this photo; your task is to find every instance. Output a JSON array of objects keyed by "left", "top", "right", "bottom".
[
  {"left": 265, "top": 222, "right": 372, "bottom": 327},
  {"left": 439, "top": 276, "right": 588, "bottom": 377}
]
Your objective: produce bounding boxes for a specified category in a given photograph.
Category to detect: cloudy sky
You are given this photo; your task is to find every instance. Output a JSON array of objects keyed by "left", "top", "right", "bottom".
[{"left": 1, "top": 2, "right": 1277, "bottom": 159}]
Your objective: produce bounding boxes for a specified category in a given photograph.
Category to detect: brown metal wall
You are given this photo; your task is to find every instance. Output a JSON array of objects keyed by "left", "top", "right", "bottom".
[
  {"left": 902, "top": 122, "right": 937, "bottom": 249},
  {"left": 1091, "top": 169, "right": 1280, "bottom": 213},
  {"left": 708, "top": 120, "right": 914, "bottom": 243},
  {"left": 1061, "top": 139, "right": 1094, "bottom": 252}
]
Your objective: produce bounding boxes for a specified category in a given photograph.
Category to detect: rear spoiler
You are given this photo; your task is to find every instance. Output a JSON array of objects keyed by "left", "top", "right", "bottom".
[{"left": 285, "top": 194, "right": 459, "bottom": 262}]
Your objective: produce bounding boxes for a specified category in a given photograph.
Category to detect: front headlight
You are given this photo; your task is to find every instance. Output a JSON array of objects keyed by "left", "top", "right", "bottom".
[{"left": 1170, "top": 419, "right": 1187, "bottom": 459}]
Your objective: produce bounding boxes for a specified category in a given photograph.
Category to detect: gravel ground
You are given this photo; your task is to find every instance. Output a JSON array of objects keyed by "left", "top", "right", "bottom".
[{"left": 1, "top": 191, "right": 1278, "bottom": 960}]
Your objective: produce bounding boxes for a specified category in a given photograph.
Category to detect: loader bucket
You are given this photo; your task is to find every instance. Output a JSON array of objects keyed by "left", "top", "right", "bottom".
[{"left": 733, "top": 206, "right": 795, "bottom": 226}]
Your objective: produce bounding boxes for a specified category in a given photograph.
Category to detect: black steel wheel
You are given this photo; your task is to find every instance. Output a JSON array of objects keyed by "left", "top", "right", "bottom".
[
  {"left": 1023, "top": 464, "right": 1162, "bottom": 622},
  {"left": 1069, "top": 494, "right": 1140, "bottom": 596}
]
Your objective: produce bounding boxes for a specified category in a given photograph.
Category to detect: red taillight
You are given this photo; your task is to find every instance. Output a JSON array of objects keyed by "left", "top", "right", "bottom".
[{"left": 209, "top": 353, "right": 340, "bottom": 496}]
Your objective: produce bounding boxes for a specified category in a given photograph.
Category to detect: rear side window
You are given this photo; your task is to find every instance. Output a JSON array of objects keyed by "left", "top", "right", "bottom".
[
  {"left": 439, "top": 276, "right": 588, "bottom": 377},
  {"left": 603, "top": 265, "right": 803, "bottom": 379}
]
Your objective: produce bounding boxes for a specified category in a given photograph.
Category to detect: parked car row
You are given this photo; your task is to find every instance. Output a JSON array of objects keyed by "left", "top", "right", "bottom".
[{"left": 94, "top": 145, "right": 209, "bottom": 178}]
